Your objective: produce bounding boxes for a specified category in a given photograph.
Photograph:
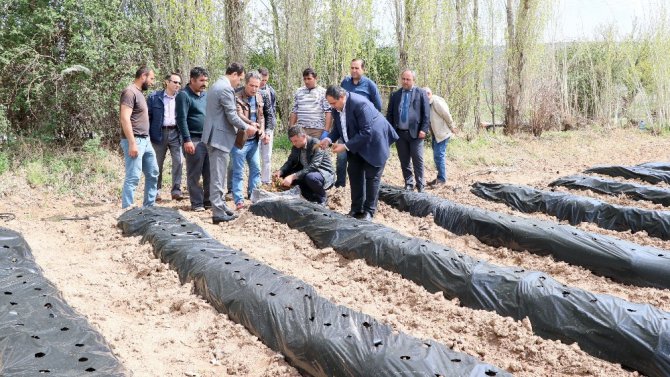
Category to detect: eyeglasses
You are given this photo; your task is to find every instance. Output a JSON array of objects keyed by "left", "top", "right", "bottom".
[{"left": 170, "top": 80, "right": 182, "bottom": 85}]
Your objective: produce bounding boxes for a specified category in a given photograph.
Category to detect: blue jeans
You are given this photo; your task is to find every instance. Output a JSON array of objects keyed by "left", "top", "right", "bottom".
[
  {"left": 432, "top": 136, "right": 450, "bottom": 183},
  {"left": 231, "top": 139, "right": 261, "bottom": 204},
  {"left": 120, "top": 138, "right": 159, "bottom": 209}
]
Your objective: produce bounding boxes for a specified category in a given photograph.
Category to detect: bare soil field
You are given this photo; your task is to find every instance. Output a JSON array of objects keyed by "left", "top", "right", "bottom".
[{"left": 1, "top": 126, "right": 668, "bottom": 376}]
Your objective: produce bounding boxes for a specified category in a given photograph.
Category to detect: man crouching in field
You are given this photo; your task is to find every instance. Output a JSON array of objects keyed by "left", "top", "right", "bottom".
[
  {"left": 119, "top": 66, "right": 159, "bottom": 209},
  {"left": 274, "top": 125, "right": 334, "bottom": 205}
]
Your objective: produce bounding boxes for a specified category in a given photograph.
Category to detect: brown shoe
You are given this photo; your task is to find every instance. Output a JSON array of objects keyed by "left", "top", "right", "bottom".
[
  {"left": 171, "top": 192, "right": 184, "bottom": 201},
  {"left": 155, "top": 193, "right": 163, "bottom": 202}
]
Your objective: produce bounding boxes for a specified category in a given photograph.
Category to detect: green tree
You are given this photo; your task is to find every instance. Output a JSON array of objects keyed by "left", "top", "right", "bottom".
[{"left": 0, "top": 0, "right": 152, "bottom": 144}]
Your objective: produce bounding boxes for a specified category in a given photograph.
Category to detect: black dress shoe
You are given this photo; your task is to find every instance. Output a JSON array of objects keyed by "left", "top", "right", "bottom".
[
  {"left": 404, "top": 184, "right": 414, "bottom": 191},
  {"left": 212, "top": 213, "right": 237, "bottom": 224},
  {"left": 417, "top": 186, "right": 424, "bottom": 193},
  {"left": 361, "top": 212, "right": 372, "bottom": 221},
  {"left": 204, "top": 201, "right": 212, "bottom": 209},
  {"left": 222, "top": 205, "right": 235, "bottom": 216},
  {"left": 348, "top": 211, "right": 363, "bottom": 218}
]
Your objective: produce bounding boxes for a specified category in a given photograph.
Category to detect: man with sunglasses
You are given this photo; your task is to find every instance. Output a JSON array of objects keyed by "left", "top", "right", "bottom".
[{"left": 148, "top": 72, "right": 184, "bottom": 201}]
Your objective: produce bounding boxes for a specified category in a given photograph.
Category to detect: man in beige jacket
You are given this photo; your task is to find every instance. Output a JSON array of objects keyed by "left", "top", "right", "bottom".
[{"left": 424, "top": 87, "right": 456, "bottom": 185}]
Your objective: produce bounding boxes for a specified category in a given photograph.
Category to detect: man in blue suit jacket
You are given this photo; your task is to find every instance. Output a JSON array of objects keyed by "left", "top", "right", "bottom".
[
  {"left": 147, "top": 72, "right": 184, "bottom": 201},
  {"left": 320, "top": 86, "right": 399, "bottom": 220},
  {"left": 386, "top": 69, "right": 431, "bottom": 192}
]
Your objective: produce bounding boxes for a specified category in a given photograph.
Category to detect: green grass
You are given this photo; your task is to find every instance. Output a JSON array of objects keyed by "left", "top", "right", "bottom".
[
  {"left": 1, "top": 139, "right": 120, "bottom": 197},
  {"left": 448, "top": 133, "right": 517, "bottom": 167},
  {"left": 273, "top": 132, "right": 294, "bottom": 152},
  {"left": 26, "top": 161, "right": 48, "bottom": 187},
  {"left": 0, "top": 151, "right": 8, "bottom": 175}
]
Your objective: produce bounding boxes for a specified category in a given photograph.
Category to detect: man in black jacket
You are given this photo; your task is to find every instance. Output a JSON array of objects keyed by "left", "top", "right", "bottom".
[{"left": 273, "top": 126, "right": 334, "bottom": 205}]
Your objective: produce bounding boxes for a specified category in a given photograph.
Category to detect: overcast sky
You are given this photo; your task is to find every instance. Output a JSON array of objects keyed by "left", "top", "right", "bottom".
[
  {"left": 372, "top": 0, "right": 663, "bottom": 44},
  {"left": 548, "top": 0, "right": 659, "bottom": 41}
]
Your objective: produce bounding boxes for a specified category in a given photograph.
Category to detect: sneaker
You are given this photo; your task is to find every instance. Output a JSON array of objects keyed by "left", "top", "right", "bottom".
[
  {"left": 235, "top": 202, "right": 245, "bottom": 210},
  {"left": 193, "top": 206, "right": 205, "bottom": 212}
]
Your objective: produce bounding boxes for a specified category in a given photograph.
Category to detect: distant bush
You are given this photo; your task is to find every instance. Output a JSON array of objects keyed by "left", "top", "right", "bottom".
[{"left": 0, "top": 1, "right": 153, "bottom": 146}]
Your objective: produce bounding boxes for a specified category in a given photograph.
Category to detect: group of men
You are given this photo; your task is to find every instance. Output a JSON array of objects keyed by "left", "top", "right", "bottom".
[{"left": 118, "top": 59, "right": 456, "bottom": 223}]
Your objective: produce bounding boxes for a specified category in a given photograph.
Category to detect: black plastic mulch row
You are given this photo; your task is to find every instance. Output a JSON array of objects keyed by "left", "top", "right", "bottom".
[
  {"left": 549, "top": 175, "right": 670, "bottom": 206},
  {"left": 250, "top": 196, "right": 670, "bottom": 377},
  {"left": 585, "top": 165, "right": 670, "bottom": 184},
  {"left": 471, "top": 182, "right": 670, "bottom": 240},
  {"left": 377, "top": 184, "right": 670, "bottom": 290},
  {"left": 117, "top": 206, "right": 509, "bottom": 377},
  {"left": 637, "top": 161, "right": 670, "bottom": 171},
  {"left": 0, "top": 227, "right": 126, "bottom": 376}
]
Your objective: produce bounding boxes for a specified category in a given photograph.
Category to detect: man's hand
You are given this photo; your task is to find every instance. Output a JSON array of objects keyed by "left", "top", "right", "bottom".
[
  {"left": 282, "top": 174, "right": 295, "bottom": 187},
  {"left": 418, "top": 131, "right": 426, "bottom": 139},
  {"left": 128, "top": 141, "right": 139, "bottom": 158},
  {"left": 318, "top": 139, "right": 331, "bottom": 149},
  {"left": 331, "top": 143, "right": 346, "bottom": 154},
  {"left": 184, "top": 141, "right": 195, "bottom": 155},
  {"left": 262, "top": 133, "right": 271, "bottom": 145},
  {"left": 245, "top": 124, "right": 258, "bottom": 137}
]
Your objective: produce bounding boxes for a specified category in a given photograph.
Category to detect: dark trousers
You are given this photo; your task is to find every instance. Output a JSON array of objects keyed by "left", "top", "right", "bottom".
[
  {"left": 184, "top": 137, "right": 210, "bottom": 209},
  {"left": 348, "top": 152, "right": 385, "bottom": 216},
  {"left": 335, "top": 139, "right": 347, "bottom": 187},
  {"left": 396, "top": 129, "right": 425, "bottom": 189},
  {"left": 296, "top": 171, "right": 327, "bottom": 204},
  {"left": 152, "top": 127, "right": 183, "bottom": 195}
]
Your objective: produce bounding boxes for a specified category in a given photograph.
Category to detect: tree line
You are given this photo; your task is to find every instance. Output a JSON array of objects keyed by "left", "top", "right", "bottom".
[{"left": 1, "top": 0, "right": 669, "bottom": 146}]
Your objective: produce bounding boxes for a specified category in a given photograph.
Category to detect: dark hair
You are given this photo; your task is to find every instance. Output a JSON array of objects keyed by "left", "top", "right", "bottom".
[
  {"left": 351, "top": 58, "right": 365, "bottom": 69},
  {"left": 135, "top": 65, "right": 152, "bottom": 79},
  {"left": 302, "top": 68, "right": 317, "bottom": 78},
  {"left": 164, "top": 72, "right": 182, "bottom": 81},
  {"left": 226, "top": 62, "right": 245, "bottom": 75},
  {"left": 325, "top": 85, "right": 347, "bottom": 100},
  {"left": 258, "top": 67, "right": 269, "bottom": 76},
  {"left": 190, "top": 67, "right": 209, "bottom": 80},
  {"left": 287, "top": 125, "right": 306, "bottom": 138}
]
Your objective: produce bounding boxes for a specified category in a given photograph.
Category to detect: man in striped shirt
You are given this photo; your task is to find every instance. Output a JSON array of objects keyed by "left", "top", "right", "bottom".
[{"left": 289, "top": 68, "right": 332, "bottom": 139}]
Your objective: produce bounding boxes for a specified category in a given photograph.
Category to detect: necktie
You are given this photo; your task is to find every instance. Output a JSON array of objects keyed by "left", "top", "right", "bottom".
[{"left": 401, "top": 90, "right": 410, "bottom": 123}]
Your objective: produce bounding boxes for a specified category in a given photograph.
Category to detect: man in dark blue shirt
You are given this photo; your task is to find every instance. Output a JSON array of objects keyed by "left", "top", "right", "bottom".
[{"left": 336, "top": 59, "right": 383, "bottom": 188}]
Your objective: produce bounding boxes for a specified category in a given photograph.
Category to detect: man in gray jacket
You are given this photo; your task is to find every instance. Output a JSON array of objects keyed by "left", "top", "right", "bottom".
[
  {"left": 203, "top": 62, "right": 258, "bottom": 223},
  {"left": 273, "top": 125, "right": 334, "bottom": 205}
]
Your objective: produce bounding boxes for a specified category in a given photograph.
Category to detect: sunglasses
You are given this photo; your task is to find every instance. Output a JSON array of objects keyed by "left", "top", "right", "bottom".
[{"left": 170, "top": 80, "right": 182, "bottom": 85}]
